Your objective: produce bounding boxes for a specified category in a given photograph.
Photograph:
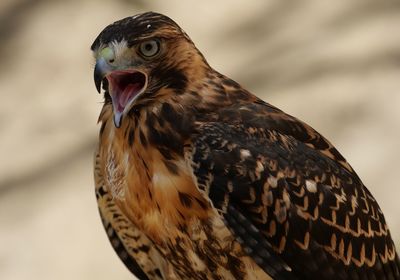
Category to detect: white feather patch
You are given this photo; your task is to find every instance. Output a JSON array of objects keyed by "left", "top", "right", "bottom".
[{"left": 305, "top": 180, "right": 317, "bottom": 193}]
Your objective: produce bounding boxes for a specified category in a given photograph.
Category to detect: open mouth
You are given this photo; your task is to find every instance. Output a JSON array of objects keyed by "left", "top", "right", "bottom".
[{"left": 106, "top": 70, "right": 147, "bottom": 113}]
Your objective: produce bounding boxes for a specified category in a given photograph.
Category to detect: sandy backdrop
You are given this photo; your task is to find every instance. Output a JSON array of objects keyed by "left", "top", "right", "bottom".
[{"left": 0, "top": 1, "right": 399, "bottom": 279}]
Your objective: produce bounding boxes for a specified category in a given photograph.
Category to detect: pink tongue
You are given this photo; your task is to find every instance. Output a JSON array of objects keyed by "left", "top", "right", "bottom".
[{"left": 117, "top": 83, "right": 141, "bottom": 112}]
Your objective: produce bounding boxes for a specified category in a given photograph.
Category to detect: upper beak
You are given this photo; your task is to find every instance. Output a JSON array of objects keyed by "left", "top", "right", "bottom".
[{"left": 94, "top": 57, "right": 111, "bottom": 93}]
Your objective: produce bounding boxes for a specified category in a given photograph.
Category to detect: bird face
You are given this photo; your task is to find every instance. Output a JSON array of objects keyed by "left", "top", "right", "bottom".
[
  {"left": 91, "top": 12, "right": 205, "bottom": 128},
  {"left": 93, "top": 38, "right": 157, "bottom": 127}
]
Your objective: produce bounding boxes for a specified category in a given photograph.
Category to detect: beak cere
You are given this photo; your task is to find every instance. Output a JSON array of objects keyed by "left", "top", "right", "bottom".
[{"left": 106, "top": 70, "right": 147, "bottom": 128}]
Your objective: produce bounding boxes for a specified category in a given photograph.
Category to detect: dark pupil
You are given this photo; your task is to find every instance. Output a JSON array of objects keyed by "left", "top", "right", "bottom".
[{"left": 145, "top": 43, "right": 153, "bottom": 51}]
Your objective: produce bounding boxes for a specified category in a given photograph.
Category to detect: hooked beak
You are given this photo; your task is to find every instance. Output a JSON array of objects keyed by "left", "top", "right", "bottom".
[
  {"left": 93, "top": 58, "right": 147, "bottom": 128},
  {"left": 94, "top": 57, "right": 109, "bottom": 93}
]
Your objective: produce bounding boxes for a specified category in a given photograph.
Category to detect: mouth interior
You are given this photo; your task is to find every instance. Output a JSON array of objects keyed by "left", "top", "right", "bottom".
[{"left": 106, "top": 71, "right": 146, "bottom": 112}]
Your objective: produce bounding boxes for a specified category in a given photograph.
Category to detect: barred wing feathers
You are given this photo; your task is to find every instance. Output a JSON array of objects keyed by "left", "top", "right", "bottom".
[{"left": 186, "top": 102, "right": 400, "bottom": 280}]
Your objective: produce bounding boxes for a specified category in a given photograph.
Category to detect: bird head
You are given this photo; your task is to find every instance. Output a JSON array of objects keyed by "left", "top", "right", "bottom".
[{"left": 91, "top": 12, "right": 208, "bottom": 128}]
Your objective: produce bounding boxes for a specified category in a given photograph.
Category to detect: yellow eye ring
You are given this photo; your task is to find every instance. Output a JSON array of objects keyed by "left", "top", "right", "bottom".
[{"left": 139, "top": 39, "right": 160, "bottom": 57}]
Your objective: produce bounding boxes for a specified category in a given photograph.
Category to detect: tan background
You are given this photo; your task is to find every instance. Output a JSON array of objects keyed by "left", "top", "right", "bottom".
[{"left": 1, "top": 1, "right": 399, "bottom": 279}]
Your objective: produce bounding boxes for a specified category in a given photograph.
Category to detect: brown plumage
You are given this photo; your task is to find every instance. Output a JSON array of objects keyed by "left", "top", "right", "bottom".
[{"left": 91, "top": 12, "right": 400, "bottom": 279}]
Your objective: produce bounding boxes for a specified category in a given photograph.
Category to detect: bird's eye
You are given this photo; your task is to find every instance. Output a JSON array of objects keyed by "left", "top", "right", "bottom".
[{"left": 139, "top": 40, "right": 160, "bottom": 57}]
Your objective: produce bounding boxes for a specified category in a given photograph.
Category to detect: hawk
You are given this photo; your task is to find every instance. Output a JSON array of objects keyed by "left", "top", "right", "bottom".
[{"left": 91, "top": 12, "right": 400, "bottom": 279}]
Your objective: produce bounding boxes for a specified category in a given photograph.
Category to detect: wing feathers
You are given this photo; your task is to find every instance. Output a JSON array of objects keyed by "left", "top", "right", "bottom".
[
  {"left": 226, "top": 205, "right": 297, "bottom": 280},
  {"left": 187, "top": 102, "right": 400, "bottom": 279}
]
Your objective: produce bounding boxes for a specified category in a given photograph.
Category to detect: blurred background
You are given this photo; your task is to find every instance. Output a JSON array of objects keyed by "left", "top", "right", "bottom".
[{"left": 1, "top": 1, "right": 399, "bottom": 279}]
